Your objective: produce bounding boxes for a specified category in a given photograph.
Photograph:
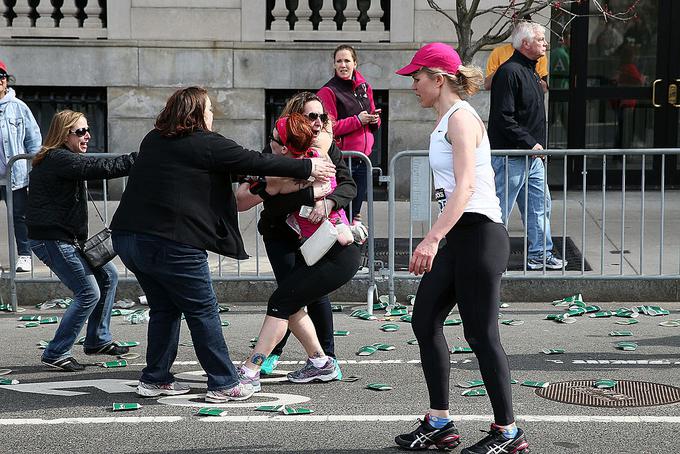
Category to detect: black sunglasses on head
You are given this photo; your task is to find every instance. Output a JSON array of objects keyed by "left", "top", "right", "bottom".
[
  {"left": 269, "top": 133, "right": 284, "bottom": 146},
  {"left": 69, "top": 127, "right": 90, "bottom": 137},
  {"left": 306, "top": 112, "right": 329, "bottom": 123}
]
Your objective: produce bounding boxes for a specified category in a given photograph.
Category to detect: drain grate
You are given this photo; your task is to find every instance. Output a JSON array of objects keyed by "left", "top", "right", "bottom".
[{"left": 536, "top": 380, "right": 680, "bottom": 408}]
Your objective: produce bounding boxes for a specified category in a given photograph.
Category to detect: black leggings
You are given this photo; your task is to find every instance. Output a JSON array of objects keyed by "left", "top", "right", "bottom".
[
  {"left": 265, "top": 238, "right": 334, "bottom": 357},
  {"left": 267, "top": 240, "right": 361, "bottom": 320},
  {"left": 411, "top": 213, "right": 514, "bottom": 425}
]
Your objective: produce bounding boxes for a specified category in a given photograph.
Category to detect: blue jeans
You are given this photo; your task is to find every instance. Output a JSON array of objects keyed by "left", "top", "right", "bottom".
[
  {"left": 348, "top": 157, "right": 367, "bottom": 221},
  {"left": 3, "top": 187, "right": 30, "bottom": 256},
  {"left": 491, "top": 156, "right": 554, "bottom": 260},
  {"left": 29, "top": 239, "right": 118, "bottom": 362},
  {"left": 112, "top": 231, "right": 239, "bottom": 391}
]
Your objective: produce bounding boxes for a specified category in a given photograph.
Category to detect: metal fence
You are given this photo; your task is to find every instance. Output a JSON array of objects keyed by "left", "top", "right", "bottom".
[
  {"left": 4, "top": 148, "right": 679, "bottom": 311},
  {"left": 385, "top": 148, "right": 680, "bottom": 305},
  {"left": 1, "top": 151, "right": 380, "bottom": 312}
]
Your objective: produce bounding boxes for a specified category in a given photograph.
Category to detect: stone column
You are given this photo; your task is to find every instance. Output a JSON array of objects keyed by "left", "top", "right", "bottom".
[
  {"left": 294, "top": 0, "right": 314, "bottom": 31},
  {"left": 342, "top": 0, "right": 361, "bottom": 31},
  {"left": 318, "top": 0, "right": 337, "bottom": 32},
  {"left": 365, "top": 0, "right": 384, "bottom": 32},
  {"left": 12, "top": 1, "right": 33, "bottom": 28},
  {"left": 270, "top": 0, "right": 290, "bottom": 31},
  {"left": 36, "top": 0, "right": 55, "bottom": 28},
  {"left": 59, "top": 0, "right": 80, "bottom": 28},
  {"left": 83, "top": 0, "right": 103, "bottom": 29}
]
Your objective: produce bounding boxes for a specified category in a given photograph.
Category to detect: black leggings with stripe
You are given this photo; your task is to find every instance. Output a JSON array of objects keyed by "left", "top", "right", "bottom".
[{"left": 411, "top": 212, "right": 514, "bottom": 425}]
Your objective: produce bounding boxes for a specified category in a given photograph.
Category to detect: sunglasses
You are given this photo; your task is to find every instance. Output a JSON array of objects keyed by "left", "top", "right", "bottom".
[
  {"left": 306, "top": 112, "right": 329, "bottom": 123},
  {"left": 269, "top": 133, "right": 284, "bottom": 146},
  {"left": 0, "top": 74, "right": 7, "bottom": 81},
  {"left": 69, "top": 127, "right": 90, "bottom": 137}
]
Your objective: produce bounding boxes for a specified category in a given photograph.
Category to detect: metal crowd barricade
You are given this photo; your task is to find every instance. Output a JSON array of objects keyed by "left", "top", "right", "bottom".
[
  {"left": 386, "top": 148, "right": 680, "bottom": 305},
  {"left": 3, "top": 151, "right": 379, "bottom": 313}
]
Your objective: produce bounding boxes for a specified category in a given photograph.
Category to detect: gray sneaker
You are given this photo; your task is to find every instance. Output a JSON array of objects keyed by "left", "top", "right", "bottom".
[
  {"left": 238, "top": 366, "right": 261, "bottom": 392},
  {"left": 527, "top": 255, "right": 567, "bottom": 270},
  {"left": 205, "top": 383, "right": 254, "bottom": 402},
  {"left": 287, "top": 358, "right": 339, "bottom": 383},
  {"left": 137, "top": 381, "right": 191, "bottom": 397}
]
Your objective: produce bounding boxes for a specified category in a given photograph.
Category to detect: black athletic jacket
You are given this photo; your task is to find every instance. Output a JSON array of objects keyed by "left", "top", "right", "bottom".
[
  {"left": 27, "top": 148, "right": 136, "bottom": 243},
  {"left": 488, "top": 50, "right": 546, "bottom": 150}
]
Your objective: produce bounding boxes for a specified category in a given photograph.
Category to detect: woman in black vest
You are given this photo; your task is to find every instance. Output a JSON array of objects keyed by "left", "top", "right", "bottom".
[{"left": 317, "top": 44, "right": 380, "bottom": 221}]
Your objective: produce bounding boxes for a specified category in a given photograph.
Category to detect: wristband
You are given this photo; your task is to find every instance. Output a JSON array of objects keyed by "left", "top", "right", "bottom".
[{"left": 249, "top": 177, "right": 271, "bottom": 200}]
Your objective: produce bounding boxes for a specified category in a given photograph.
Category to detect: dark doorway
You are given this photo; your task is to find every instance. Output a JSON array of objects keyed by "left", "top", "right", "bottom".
[{"left": 548, "top": 0, "right": 680, "bottom": 189}]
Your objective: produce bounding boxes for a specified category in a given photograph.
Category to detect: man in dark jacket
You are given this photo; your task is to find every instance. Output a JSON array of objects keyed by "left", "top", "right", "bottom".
[{"left": 488, "top": 21, "right": 566, "bottom": 271}]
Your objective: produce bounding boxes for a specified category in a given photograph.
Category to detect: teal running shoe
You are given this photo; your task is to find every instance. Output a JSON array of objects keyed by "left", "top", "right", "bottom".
[
  {"left": 333, "top": 357, "right": 343, "bottom": 380},
  {"left": 261, "top": 354, "right": 280, "bottom": 375}
]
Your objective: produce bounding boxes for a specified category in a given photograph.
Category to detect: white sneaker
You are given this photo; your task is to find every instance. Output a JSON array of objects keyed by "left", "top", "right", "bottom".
[
  {"left": 205, "top": 383, "right": 254, "bottom": 402},
  {"left": 136, "top": 381, "right": 191, "bottom": 397},
  {"left": 16, "top": 256, "right": 32, "bottom": 272}
]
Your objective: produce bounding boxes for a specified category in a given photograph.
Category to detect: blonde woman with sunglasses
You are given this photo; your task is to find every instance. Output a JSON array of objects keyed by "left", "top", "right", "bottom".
[{"left": 26, "top": 110, "right": 137, "bottom": 372}]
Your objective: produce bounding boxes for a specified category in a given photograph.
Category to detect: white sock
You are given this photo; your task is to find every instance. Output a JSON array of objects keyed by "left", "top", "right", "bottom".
[
  {"left": 309, "top": 355, "right": 328, "bottom": 368},
  {"left": 242, "top": 365, "right": 259, "bottom": 378}
]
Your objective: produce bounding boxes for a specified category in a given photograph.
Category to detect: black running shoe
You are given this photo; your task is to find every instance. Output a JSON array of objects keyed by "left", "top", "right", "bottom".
[
  {"left": 41, "top": 356, "right": 85, "bottom": 372},
  {"left": 461, "top": 424, "right": 529, "bottom": 454},
  {"left": 84, "top": 343, "right": 130, "bottom": 356},
  {"left": 395, "top": 414, "right": 461, "bottom": 451}
]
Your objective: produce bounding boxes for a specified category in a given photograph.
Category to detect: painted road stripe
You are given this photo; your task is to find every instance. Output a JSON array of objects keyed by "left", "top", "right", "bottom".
[
  {"left": 1, "top": 415, "right": 679, "bottom": 425},
  {"left": 130, "top": 359, "right": 680, "bottom": 367}
]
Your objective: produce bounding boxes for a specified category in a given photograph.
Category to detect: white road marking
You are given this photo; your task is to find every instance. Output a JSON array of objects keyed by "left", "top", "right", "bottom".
[
  {"left": 126, "top": 359, "right": 680, "bottom": 367},
  {"left": 158, "top": 392, "right": 309, "bottom": 408},
  {"left": 1, "top": 415, "right": 679, "bottom": 426}
]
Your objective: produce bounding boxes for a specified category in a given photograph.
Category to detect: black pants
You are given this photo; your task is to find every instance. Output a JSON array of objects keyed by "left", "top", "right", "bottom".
[
  {"left": 265, "top": 239, "right": 359, "bottom": 357},
  {"left": 411, "top": 213, "right": 514, "bottom": 425}
]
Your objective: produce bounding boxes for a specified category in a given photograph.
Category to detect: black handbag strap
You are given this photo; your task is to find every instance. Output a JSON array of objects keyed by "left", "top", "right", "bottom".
[{"left": 85, "top": 188, "right": 109, "bottom": 229}]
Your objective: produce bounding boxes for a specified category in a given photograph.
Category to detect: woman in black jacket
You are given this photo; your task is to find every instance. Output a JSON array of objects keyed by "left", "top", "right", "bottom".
[
  {"left": 110, "top": 87, "right": 334, "bottom": 404},
  {"left": 27, "top": 110, "right": 136, "bottom": 372},
  {"left": 236, "top": 92, "right": 357, "bottom": 378}
]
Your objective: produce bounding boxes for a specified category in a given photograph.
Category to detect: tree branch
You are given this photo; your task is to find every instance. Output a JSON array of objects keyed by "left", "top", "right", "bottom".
[{"left": 426, "top": 0, "right": 458, "bottom": 27}]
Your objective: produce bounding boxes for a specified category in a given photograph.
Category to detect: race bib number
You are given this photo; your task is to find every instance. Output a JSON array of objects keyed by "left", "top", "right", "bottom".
[{"left": 435, "top": 188, "right": 447, "bottom": 213}]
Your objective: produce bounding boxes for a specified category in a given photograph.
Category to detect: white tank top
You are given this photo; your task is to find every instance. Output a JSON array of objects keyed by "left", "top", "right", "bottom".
[{"left": 429, "top": 100, "right": 502, "bottom": 223}]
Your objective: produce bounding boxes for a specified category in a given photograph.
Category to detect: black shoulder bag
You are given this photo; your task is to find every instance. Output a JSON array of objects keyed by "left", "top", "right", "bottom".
[{"left": 79, "top": 190, "right": 117, "bottom": 269}]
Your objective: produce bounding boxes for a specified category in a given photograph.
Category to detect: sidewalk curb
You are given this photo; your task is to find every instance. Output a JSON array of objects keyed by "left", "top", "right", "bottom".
[{"left": 3, "top": 276, "right": 679, "bottom": 305}]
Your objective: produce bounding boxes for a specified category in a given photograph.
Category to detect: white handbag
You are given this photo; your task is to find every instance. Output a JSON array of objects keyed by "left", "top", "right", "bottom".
[{"left": 299, "top": 198, "right": 338, "bottom": 266}]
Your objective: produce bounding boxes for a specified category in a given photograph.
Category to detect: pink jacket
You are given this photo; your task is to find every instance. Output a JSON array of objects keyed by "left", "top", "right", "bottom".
[{"left": 317, "top": 69, "right": 380, "bottom": 156}]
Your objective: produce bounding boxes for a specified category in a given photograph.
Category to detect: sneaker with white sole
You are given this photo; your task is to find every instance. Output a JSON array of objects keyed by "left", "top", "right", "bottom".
[
  {"left": 527, "top": 255, "right": 567, "bottom": 270},
  {"left": 238, "top": 366, "right": 261, "bottom": 392},
  {"left": 205, "top": 383, "right": 254, "bottom": 402},
  {"left": 136, "top": 381, "right": 191, "bottom": 397},
  {"left": 16, "top": 256, "right": 32, "bottom": 273},
  {"left": 287, "top": 357, "right": 339, "bottom": 383}
]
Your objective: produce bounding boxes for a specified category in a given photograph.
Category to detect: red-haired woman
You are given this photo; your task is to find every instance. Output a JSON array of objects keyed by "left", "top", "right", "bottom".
[
  {"left": 236, "top": 112, "right": 361, "bottom": 391},
  {"left": 111, "top": 86, "right": 335, "bottom": 404}
]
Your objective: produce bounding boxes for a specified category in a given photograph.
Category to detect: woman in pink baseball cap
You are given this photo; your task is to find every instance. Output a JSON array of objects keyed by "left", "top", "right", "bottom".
[{"left": 393, "top": 43, "right": 529, "bottom": 454}]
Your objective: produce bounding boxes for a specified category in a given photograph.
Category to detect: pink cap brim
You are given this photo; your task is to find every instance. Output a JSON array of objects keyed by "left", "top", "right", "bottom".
[{"left": 395, "top": 63, "right": 422, "bottom": 76}]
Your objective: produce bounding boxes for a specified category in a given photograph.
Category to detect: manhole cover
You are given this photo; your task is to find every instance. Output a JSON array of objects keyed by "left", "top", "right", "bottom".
[{"left": 536, "top": 380, "right": 680, "bottom": 408}]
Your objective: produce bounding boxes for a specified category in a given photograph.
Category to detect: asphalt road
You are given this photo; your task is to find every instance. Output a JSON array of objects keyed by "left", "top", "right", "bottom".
[{"left": 0, "top": 300, "right": 678, "bottom": 454}]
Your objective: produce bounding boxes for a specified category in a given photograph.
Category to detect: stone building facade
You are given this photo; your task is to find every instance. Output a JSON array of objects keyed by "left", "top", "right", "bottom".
[{"left": 1, "top": 1, "right": 507, "bottom": 195}]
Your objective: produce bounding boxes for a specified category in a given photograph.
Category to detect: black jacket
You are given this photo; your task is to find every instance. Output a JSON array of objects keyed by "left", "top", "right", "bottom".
[
  {"left": 257, "top": 142, "right": 356, "bottom": 241},
  {"left": 110, "top": 129, "right": 312, "bottom": 259},
  {"left": 27, "top": 148, "right": 136, "bottom": 243},
  {"left": 488, "top": 50, "right": 546, "bottom": 150}
]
